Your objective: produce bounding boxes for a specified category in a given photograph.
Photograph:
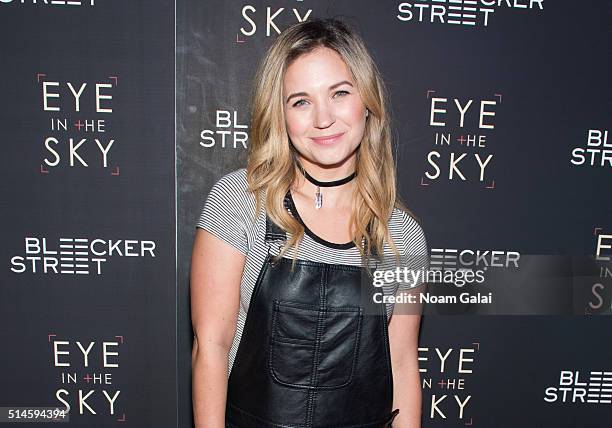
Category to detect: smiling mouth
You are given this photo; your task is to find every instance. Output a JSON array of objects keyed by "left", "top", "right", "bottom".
[{"left": 310, "top": 132, "right": 345, "bottom": 145}]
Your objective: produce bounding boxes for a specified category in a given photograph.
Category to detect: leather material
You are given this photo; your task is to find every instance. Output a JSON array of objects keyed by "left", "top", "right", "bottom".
[{"left": 226, "top": 215, "right": 399, "bottom": 427}]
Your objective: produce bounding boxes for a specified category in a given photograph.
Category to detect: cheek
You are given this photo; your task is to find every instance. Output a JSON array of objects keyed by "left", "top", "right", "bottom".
[
  {"left": 337, "top": 99, "right": 366, "bottom": 124},
  {"left": 285, "top": 111, "right": 309, "bottom": 138}
]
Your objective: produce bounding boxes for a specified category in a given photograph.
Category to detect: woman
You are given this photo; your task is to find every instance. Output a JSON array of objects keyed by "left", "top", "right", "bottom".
[{"left": 191, "top": 18, "right": 428, "bottom": 428}]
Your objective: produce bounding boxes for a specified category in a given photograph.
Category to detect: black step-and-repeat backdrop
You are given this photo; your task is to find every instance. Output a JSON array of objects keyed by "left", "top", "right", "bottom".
[
  {"left": 176, "top": 1, "right": 610, "bottom": 428},
  {"left": 0, "top": 1, "right": 176, "bottom": 427},
  {"left": 1, "top": 0, "right": 610, "bottom": 427}
]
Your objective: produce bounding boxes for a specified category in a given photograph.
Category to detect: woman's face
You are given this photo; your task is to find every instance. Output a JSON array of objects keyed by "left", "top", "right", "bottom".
[{"left": 283, "top": 46, "right": 367, "bottom": 172}]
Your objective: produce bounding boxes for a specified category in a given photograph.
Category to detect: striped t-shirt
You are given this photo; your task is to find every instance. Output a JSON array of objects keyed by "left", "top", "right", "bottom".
[{"left": 196, "top": 168, "right": 429, "bottom": 375}]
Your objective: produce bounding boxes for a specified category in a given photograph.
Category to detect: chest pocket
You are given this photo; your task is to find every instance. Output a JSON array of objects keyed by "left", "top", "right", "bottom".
[{"left": 269, "top": 300, "right": 362, "bottom": 389}]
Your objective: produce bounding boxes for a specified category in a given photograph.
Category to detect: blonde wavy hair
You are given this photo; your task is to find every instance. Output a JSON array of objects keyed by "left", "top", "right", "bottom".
[{"left": 246, "top": 18, "right": 406, "bottom": 264}]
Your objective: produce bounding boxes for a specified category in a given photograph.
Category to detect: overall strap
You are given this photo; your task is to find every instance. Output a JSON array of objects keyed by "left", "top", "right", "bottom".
[
  {"left": 264, "top": 215, "right": 287, "bottom": 243},
  {"left": 263, "top": 193, "right": 291, "bottom": 244}
]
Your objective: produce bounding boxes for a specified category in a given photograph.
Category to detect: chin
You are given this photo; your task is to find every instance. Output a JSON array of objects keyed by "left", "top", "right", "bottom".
[{"left": 311, "top": 154, "right": 352, "bottom": 168}]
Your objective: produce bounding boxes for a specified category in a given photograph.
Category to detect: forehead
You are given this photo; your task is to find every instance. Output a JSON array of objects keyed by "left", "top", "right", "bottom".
[{"left": 283, "top": 47, "right": 353, "bottom": 91}]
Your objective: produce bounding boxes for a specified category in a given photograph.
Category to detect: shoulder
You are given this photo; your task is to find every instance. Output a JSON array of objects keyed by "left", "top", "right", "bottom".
[
  {"left": 197, "top": 168, "right": 260, "bottom": 255},
  {"left": 199, "top": 167, "right": 257, "bottom": 223},
  {"left": 389, "top": 207, "right": 428, "bottom": 253},
  {"left": 205, "top": 168, "right": 255, "bottom": 206},
  {"left": 209, "top": 168, "right": 249, "bottom": 195}
]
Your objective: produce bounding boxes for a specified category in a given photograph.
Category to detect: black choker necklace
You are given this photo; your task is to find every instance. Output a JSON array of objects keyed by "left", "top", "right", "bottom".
[{"left": 299, "top": 167, "right": 357, "bottom": 209}]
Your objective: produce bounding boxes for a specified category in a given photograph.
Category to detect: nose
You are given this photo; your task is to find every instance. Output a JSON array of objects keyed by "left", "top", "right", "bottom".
[{"left": 313, "top": 101, "right": 335, "bottom": 129}]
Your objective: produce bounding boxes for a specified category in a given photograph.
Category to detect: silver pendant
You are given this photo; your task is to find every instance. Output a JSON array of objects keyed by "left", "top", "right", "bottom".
[{"left": 315, "top": 186, "right": 322, "bottom": 209}]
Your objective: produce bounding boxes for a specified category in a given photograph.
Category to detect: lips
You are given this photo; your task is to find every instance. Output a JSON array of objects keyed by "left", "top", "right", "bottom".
[{"left": 310, "top": 132, "right": 345, "bottom": 145}]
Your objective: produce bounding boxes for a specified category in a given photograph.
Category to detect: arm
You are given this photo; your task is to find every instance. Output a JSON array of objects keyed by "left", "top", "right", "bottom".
[
  {"left": 388, "top": 284, "right": 424, "bottom": 428},
  {"left": 389, "top": 213, "right": 428, "bottom": 427},
  {"left": 191, "top": 228, "right": 246, "bottom": 428}
]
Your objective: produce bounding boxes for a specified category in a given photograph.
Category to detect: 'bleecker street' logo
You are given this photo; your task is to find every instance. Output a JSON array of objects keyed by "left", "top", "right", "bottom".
[
  {"left": 570, "top": 129, "right": 611, "bottom": 168},
  {"left": 544, "top": 371, "right": 612, "bottom": 405},
  {"left": 430, "top": 248, "right": 520, "bottom": 271},
  {"left": 397, "top": 0, "right": 544, "bottom": 28},
  {"left": 200, "top": 110, "right": 249, "bottom": 149},
  {"left": 10, "top": 237, "right": 156, "bottom": 275}
]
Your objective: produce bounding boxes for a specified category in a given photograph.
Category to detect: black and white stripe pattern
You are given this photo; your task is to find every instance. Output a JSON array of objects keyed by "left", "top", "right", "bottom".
[{"left": 196, "top": 168, "right": 429, "bottom": 375}]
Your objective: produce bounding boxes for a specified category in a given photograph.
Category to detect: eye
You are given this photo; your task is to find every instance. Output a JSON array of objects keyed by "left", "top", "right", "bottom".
[
  {"left": 333, "top": 90, "right": 350, "bottom": 98},
  {"left": 292, "top": 99, "right": 308, "bottom": 107}
]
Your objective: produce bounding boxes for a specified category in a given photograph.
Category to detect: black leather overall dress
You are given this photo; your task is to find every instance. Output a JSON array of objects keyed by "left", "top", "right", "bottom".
[{"left": 225, "top": 207, "right": 400, "bottom": 427}]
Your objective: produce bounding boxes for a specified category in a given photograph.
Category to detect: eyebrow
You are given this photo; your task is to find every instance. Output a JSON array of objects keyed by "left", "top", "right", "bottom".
[{"left": 285, "top": 80, "right": 354, "bottom": 104}]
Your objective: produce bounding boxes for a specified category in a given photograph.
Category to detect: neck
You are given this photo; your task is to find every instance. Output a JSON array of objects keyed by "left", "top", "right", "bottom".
[
  {"left": 296, "top": 157, "right": 356, "bottom": 182},
  {"left": 292, "top": 157, "right": 357, "bottom": 209}
]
